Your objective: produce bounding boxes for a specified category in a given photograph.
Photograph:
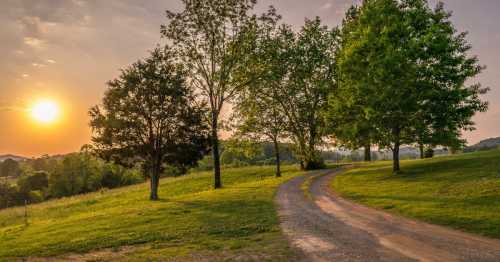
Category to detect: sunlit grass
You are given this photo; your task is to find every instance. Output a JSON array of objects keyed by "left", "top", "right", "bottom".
[
  {"left": 0, "top": 165, "right": 304, "bottom": 260},
  {"left": 332, "top": 149, "right": 500, "bottom": 238}
]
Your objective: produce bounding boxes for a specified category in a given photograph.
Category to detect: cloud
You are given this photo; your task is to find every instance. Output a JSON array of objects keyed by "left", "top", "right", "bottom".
[
  {"left": 320, "top": 3, "right": 333, "bottom": 10},
  {"left": 32, "top": 62, "right": 46, "bottom": 68},
  {"left": 46, "top": 59, "right": 56, "bottom": 64}
]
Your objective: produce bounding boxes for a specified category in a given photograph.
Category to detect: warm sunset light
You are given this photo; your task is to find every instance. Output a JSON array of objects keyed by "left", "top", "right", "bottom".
[
  {"left": 2, "top": 1, "right": 500, "bottom": 260},
  {"left": 30, "top": 100, "right": 60, "bottom": 124}
]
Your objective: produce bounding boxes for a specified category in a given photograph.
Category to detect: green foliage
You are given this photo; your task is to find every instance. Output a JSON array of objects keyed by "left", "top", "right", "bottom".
[
  {"left": 17, "top": 171, "right": 49, "bottom": 195},
  {"left": 89, "top": 48, "right": 210, "bottom": 199},
  {"left": 48, "top": 153, "right": 98, "bottom": 197},
  {"left": 31, "top": 155, "right": 57, "bottom": 173},
  {"left": 331, "top": 0, "right": 488, "bottom": 172},
  {"left": 324, "top": 5, "right": 375, "bottom": 156},
  {"left": 28, "top": 190, "right": 44, "bottom": 204},
  {"left": 244, "top": 17, "right": 338, "bottom": 170},
  {"left": 0, "top": 154, "right": 144, "bottom": 210},
  {"left": 220, "top": 139, "right": 262, "bottom": 166},
  {"left": 0, "top": 166, "right": 304, "bottom": 259},
  {"left": 332, "top": 149, "right": 500, "bottom": 239},
  {"left": 161, "top": 0, "right": 280, "bottom": 189},
  {"left": 231, "top": 80, "right": 287, "bottom": 176},
  {"left": 0, "top": 159, "right": 21, "bottom": 178},
  {"left": 195, "top": 141, "right": 299, "bottom": 171},
  {"left": 0, "top": 183, "right": 20, "bottom": 209}
]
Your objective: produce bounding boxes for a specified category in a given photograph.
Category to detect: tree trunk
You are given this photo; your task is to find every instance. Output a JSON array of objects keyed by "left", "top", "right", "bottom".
[
  {"left": 392, "top": 128, "right": 401, "bottom": 173},
  {"left": 273, "top": 139, "right": 281, "bottom": 178},
  {"left": 212, "top": 119, "right": 222, "bottom": 189},
  {"left": 419, "top": 143, "right": 424, "bottom": 159},
  {"left": 364, "top": 144, "right": 371, "bottom": 162},
  {"left": 150, "top": 171, "right": 160, "bottom": 200}
]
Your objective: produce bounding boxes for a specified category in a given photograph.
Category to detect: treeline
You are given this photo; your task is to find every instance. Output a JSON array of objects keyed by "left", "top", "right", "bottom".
[
  {"left": 0, "top": 153, "right": 143, "bottom": 209},
  {"left": 195, "top": 140, "right": 298, "bottom": 170},
  {"left": 0, "top": 158, "right": 22, "bottom": 178},
  {"left": 196, "top": 140, "right": 415, "bottom": 169},
  {"left": 88, "top": 0, "right": 487, "bottom": 200}
]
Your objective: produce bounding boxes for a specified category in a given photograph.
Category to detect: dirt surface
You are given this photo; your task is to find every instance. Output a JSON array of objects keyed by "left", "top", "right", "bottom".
[{"left": 276, "top": 169, "right": 500, "bottom": 262}]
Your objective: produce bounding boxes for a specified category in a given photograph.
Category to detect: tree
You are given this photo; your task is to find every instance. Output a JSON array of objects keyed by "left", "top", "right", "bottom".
[
  {"left": 335, "top": 0, "right": 488, "bottom": 172},
  {"left": 324, "top": 5, "right": 376, "bottom": 162},
  {"left": 258, "top": 18, "right": 338, "bottom": 170},
  {"left": 0, "top": 158, "right": 21, "bottom": 177},
  {"left": 48, "top": 154, "right": 87, "bottom": 197},
  {"left": 17, "top": 171, "right": 49, "bottom": 194},
  {"left": 220, "top": 139, "right": 263, "bottom": 167},
  {"left": 31, "top": 154, "right": 57, "bottom": 173},
  {"left": 89, "top": 48, "right": 210, "bottom": 200},
  {"left": 232, "top": 82, "right": 287, "bottom": 177},
  {"left": 0, "top": 182, "right": 20, "bottom": 209},
  {"left": 161, "top": 0, "right": 280, "bottom": 188}
]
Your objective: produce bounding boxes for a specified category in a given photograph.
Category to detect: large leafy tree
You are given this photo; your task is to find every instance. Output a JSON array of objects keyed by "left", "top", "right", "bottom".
[
  {"left": 408, "top": 1, "right": 488, "bottom": 156},
  {"left": 335, "top": 0, "right": 488, "bottom": 172},
  {"left": 89, "top": 48, "right": 210, "bottom": 200},
  {"left": 325, "top": 5, "right": 376, "bottom": 162},
  {"left": 162, "top": 0, "right": 279, "bottom": 188},
  {"left": 265, "top": 18, "right": 338, "bottom": 170},
  {"left": 232, "top": 82, "right": 287, "bottom": 177}
]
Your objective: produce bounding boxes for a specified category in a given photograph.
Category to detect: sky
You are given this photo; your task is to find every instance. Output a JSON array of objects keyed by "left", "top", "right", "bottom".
[{"left": 0, "top": 0, "right": 499, "bottom": 157}]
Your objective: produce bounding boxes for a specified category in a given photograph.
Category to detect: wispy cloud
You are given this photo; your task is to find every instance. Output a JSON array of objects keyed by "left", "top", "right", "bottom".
[
  {"left": 32, "top": 62, "right": 46, "bottom": 68},
  {"left": 320, "top": 3, "right": 333, "bottom": 10}
]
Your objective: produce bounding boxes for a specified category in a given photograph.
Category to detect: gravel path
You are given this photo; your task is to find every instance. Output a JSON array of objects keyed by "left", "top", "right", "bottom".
[{"left": 276, "top": 169, "right": 500, "bottom": 262}]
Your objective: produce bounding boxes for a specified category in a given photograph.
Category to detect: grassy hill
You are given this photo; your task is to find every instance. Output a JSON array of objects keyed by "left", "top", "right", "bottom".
[
  {"left": 0, "top": 166, "right": 305, "bottom": 261},
  {"left": 332, "top": 149, "right": 500, "bottom": 239}
]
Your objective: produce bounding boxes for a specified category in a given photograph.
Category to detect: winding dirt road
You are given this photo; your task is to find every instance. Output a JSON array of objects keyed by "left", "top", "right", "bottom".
[{"left": 276, "top": 169, "right": 500, "bottom": 262}]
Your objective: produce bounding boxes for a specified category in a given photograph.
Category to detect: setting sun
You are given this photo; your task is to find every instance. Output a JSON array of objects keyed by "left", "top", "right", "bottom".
[{"left": 30, "top": 100, "right": 60, "bottom": 124}]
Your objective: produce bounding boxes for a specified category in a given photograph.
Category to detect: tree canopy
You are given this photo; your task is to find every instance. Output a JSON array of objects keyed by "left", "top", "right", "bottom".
[
  {"left": 330, "top": 0, "right": 488, "bottom": 172},
  {"left": 239, "top": 17, "right": 339, "bottom": 170},
  {"left": 89, "top": 48, "right": 210, "bottom": 200},
  {"left": 161, "top": 0, "right": 280, "bottom": 188}
]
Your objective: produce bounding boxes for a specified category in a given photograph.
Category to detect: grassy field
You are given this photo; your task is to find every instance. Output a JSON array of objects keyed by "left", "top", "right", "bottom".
[
  {"left": 332, "top": 149, "right": 500, "bottom": 239},
  {"left": 0, "top": 165, "right": 305, "bottom": 261}
]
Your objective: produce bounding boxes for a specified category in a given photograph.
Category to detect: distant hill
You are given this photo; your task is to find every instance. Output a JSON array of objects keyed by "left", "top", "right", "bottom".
[
  {"left": 0, "top": 154, "right": 28, "bottom": 162},
  {"left": 465, "top": 137, "right": 500, "bottom": 152}
]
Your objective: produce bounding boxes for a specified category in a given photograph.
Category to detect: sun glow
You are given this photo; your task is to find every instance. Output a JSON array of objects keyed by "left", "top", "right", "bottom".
[{"left": 30, "top": 99, "right": 60, "bottom": 124}]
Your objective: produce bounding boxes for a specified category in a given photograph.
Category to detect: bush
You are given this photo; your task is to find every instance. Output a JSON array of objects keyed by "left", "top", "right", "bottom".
[
  {"left": 424, "top": 148, "right": 435, "bottom": 158},
  {"left": 121, "top": 169, "right": 144, "bottom": 185},
  {"left": 101, "top": 167, "right": 122, "bottom": 189},
  {"left": 0, "top": 159, "right": 21, "bottom": 177},
  {"left": 18, "top": 171, "right": 49, "bottom": 193},
  {"left": 29, "top": 190, "right": 44, "bottom": 203},
  {"left": 0, "top": 153, "right": 144, "bottom": 210},
  {"left": 0, "top": 183, "right": 22, "bottom": 208}
]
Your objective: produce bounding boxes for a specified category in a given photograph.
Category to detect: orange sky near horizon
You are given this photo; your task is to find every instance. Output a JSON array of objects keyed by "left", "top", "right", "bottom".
[{"left": 1, "top": 0, "right": 500, "bottom": 157}]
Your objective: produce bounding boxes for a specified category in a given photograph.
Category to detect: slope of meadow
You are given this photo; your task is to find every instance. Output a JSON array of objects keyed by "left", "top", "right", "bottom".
[
  {"left": 332, "top": 149, "right": 500, "bottom": 238},
  {"left": 0, "top": 166, "right": 304, "bottom": 260}
]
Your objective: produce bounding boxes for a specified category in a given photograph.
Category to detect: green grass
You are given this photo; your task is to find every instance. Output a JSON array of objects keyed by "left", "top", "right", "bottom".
[
  {"left": 332, "top": 149, "right": 500, "bottom": 239},
  {"left": 0, "top": 165, "right": 305, "bottom": 260}
]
